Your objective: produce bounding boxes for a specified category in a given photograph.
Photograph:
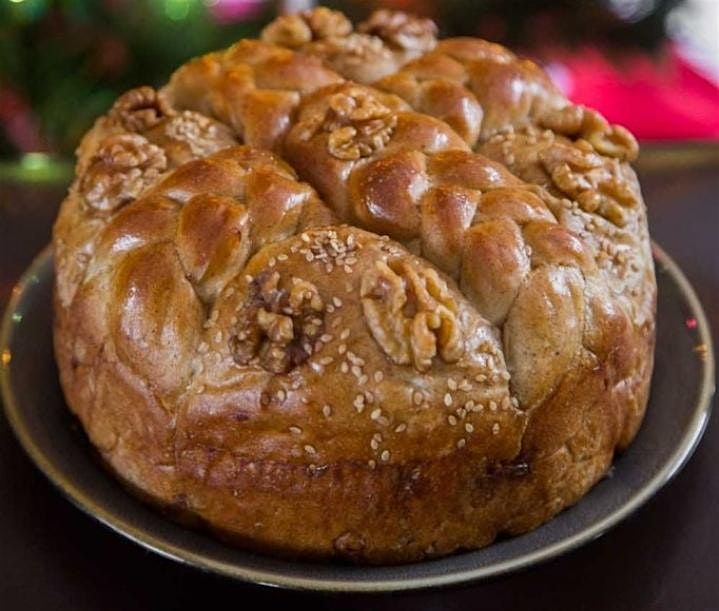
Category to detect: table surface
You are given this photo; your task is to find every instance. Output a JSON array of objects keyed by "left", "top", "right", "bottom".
[{"left": 0, "top": 148, "right": 717, "bottom": 611}]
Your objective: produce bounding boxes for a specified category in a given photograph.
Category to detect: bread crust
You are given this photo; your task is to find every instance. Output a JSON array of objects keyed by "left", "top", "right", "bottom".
[{"left": 53, "top": 9, "right": 656, "bottom": 564}]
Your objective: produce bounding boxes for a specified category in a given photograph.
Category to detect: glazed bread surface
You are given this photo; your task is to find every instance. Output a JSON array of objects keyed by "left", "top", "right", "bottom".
[{"left": 53, "top": 7, "right": 656, "bottom": 563}]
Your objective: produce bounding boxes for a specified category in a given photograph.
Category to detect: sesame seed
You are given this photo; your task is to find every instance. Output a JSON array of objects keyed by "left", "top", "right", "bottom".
[
  {"left": 413, "top": 391, "right": 423, "bottom": 405},
  {"left": 230, "top": 316, "right": 238, "bottom": 325},
  {"left": 268, "top": 257, "right": 276, "bottom": 267},
  {"left": 370, "top": 408, "right": 382, "bottom": 421},
  {"left": 214, "top": 331, "right": 222, "bottom": 344},
  {"left": 368, "top": 460, "right": 376, "bottom": 469},
  {"left": 322, "top": 404, "right": 332, "bottom": 417},
  {"left": 374, "top": 371, "right": 384, "bottom": 383},
  {"left": 347, "top": 352, "right": 365, "bottom": 366},
  {"left": 320, "top": 334, "right": 333, "bottom": 343},
  {"left": 475, "top": 374, "right": 487, "bottom": 383},
  {"left": 319, "top": 356, "right": 334, "bottom": 366},
  {"left": 198, "top": 342, "right": 209, "bottom": 354},
  {"left": 196, "top": 384, "right": 205, "bottom": 394},
  {"left": 343, "top": 265, "right": 352, "bottom": 274},
  {"left": 465, "top": 423, "right": 474, "bottom": 433},
  {"left": 364, "top": 391, "right": 374, "bottom": 403},
  {"left": 492, "top": 423, "right": 500, "bottom": 435},
  {"left": 340, "top": 362, "right": 349, "bottom": 373},
  {"left": 277, "top": 254, "right": 288, "bottom": 261},
  {"left": 448, "top": 415, "right": 458, "bottom": 426},
  {"left": 373, "top": 433, "right": 382, "bottom": 441},
  {"left": 444, "top": 393, "right": 453, "bottom": 407},
  {"left": 378, "top": 416, "right": 390, "bottom": 426},
  {"left": 277, "top": 389, "right": 286, "bottom": 402},
  {"left": 500, "top": 371, "right": 511, "bottom": 382},
  {"left": 456, "top": 438, "right": 466, "bottom": 449},
  {"left": 380, "top": 450, "right": 390, "bottom": 462},
  {"left": 333, "top": 297, "right": 342, "bottom": 308},
  {"left": 245, "top": 275, "right": 253, "bottom": 283},
  {"left": 289, "top": 426, "right": 302, "bottom": 435},
  {"left": 447, "top": 379, "right": 458, "bottom": 391},
  {"left": 465, "top": 400, "right": 475, "bottom": 411},
  {"left": 394, "top": 423, "right": 407, "bottom": 433},
  {"left": 338, "top": 344, "right": 347, "bottom": 355},
  {"left": 326, "top": 304, "right": 335, "bottom": 314},
  {"left": 370, "top": 438, "right": 379, "bottom": 450},
  {"left": 340, "top": 329, "right": 350, "bottom": 340},
  {"left": 359, "top": 374, "right": 368, "bottom": 385},
  {"left": 304, "top": 445, "right": 316, "bottom": 455},
  {"left": 459, "top": 380, "right": 473, "bottom": 392},
  {"left": 351, "top": 365, "right": 362, "bottom": 378},
  {"left": 489, "top": 401, "right": 497, "bottom": 411}
]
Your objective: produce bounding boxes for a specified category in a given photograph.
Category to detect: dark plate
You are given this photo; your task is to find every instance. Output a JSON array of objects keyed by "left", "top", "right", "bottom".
[{"left": 0, "top": 244, "right": 714, "bottom": 592}]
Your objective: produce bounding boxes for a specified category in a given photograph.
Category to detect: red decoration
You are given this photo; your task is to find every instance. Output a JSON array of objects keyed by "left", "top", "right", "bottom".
[{"left": 546, "top": 45, "right": 719, "bottom": 140}]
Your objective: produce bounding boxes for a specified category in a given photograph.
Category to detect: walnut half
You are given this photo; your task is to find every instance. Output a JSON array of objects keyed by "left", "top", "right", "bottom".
[
  {"left": 229, "top": 271, "right": 325, "bottom": 374},
  {"left": 538, "top": 105, "right": 638, "bottom": 162},
  {"left": 324, "top": 88, "right": 397, "bottom": 160},
  {"left": 80, "top": 134, "right": 167, "bottom": 212},
  {"left": 358, "top": 9, "right": 437, "bottom": 53},
  {"left": 539, "top": 140, "right": 639, "bottom": 227},
  {"left": 109, "top": 86, "right": 175, "bottom": 133},
  {"left": 261, "top": 7, "right": 352, "bottom": 48},
  {"left": 361, "top": 259, "right": 463, "bottom": 372}
]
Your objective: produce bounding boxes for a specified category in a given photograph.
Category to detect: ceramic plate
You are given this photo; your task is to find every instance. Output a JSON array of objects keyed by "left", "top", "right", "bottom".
[{"left": 0, "top": 244, "right": 714, "bottom": 592}]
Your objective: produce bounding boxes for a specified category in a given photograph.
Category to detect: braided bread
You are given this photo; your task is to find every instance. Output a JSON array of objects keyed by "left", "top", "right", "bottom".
[{"left": 53, "top": 8, "right": 655, "bottom": 564}]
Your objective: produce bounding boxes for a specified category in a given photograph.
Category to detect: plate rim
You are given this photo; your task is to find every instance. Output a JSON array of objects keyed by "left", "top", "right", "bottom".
[{"left": 0, "top": 242, "right": 715, "bottom": 593}]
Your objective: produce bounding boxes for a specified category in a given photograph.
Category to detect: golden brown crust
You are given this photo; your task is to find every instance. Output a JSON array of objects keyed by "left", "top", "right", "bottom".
[
  {"left": 162, "top": 39, "right": 342, "bottom": 152},
  {"left": 261, "top": 8, "right": 436, "bottom": 85},
  {"left": 264, "top": 9, "right": 636, "bottom": 159},
  {"left": 53, "top": 8, "right": 656, "bottom": 564}
]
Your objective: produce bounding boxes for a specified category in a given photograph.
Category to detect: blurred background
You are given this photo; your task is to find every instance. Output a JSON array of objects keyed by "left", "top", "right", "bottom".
[{"left": 0, "top": 0, "right": 717, "bottom": 176}]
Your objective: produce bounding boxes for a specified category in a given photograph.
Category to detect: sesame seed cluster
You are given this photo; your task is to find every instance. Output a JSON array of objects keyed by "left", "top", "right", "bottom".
[{"left": 182, "top": 225, "right": 522, "bottom": 472}]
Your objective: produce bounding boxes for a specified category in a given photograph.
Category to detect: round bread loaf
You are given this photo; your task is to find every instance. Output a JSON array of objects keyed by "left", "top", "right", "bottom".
[{"left": 53, "top": 8, "right": 656, "bottom": 564}]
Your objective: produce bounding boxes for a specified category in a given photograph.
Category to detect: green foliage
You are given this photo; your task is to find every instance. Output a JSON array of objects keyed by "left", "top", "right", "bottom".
[{"left": 0, "top": 0, "right": 270, "bottom": 157}]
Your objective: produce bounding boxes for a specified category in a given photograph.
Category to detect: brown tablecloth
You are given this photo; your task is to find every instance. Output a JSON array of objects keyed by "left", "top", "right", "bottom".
[{"left": 0, "top": 148, "right": 717, "bottom": 610}]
